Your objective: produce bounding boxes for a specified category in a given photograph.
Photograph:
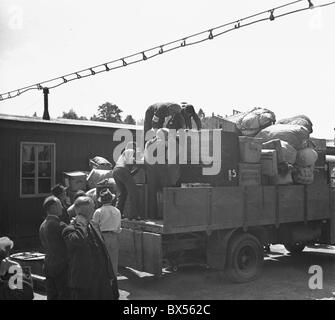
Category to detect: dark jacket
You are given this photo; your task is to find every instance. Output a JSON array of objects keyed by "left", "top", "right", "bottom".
[
  {"left": 181, "top": 104, "right": 202, "bottom": 130},
  {"left": 39, "top": 215, "right": 68, "bottom": 278},
  {"left": 62, "top": 219, "right": 119, "bottom": 299},
  {"left": 144, "top": 103, "right": 184, "bottom": 134}
]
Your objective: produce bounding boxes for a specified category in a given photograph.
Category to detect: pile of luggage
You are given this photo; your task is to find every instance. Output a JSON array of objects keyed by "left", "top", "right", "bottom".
[{"left": 225, "top": 108, "right": 322, "bottom": 185}]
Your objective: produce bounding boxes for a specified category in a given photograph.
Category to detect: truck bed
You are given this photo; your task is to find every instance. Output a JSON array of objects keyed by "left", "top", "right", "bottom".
[{"left": 121, "top": 184, "right": 334, "bottom": 234}]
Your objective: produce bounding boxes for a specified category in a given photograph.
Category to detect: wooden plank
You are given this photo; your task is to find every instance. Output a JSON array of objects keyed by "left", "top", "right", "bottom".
[
  {"left": 163, "top": 187, "right": 209, "bottom": 229},
  {"left": 278, "top": 185, "right": 304, "bottom": 223},
  {"left": 306, "top": 184, "right": 331, "bottom": 220},
  {"left": 246, "top": 186, "right": 276, "bottom": 226},
  {"left": 211, "top": 187, "right": 244, "bottom": 228},
  {"left": 142, "top": 232, "right": 162, "bottom": 276},
  {"left": 118, "top": 229, "right": 143, "bottom": 271},
  {"left": 121, "top": 219, "right": 164, "bottom": 234}
]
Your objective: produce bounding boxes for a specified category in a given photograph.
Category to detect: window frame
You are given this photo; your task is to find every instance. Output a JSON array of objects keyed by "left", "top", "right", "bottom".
[{"left": 20, "top": 142, "right": 56, "bottom": 198}]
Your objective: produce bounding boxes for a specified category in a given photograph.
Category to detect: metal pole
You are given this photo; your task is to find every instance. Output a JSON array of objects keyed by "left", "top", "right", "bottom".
[{"left": 42, "top": 87, "right": 50, "bottom": 120}]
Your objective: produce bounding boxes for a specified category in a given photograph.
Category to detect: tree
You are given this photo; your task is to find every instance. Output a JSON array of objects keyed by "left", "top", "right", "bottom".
[
  {"left": 124, "top": 115, "right": 136, "bottom": 125},
  {"left": 60, "top": 109, "right": 87, "bottom": 120},
  {"left": 91, "top": 102, "right": 123, "bottom": 123},
  {"left": 198, "top": 108, "right": 205, "bottom": 119},
  {"left": 32, "top": 112, "right": 38, "bottom": 118}
]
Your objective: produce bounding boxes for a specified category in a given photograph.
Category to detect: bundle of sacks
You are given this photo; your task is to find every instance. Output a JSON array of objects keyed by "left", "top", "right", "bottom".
[
  {"left": 256, "top": 114, "right": 317, "bottom": 185},
  {"left": 87, "top": 156, "right": 114, "bottom": 189},
  {"left": 227, "top": 107, "right": 276, "bottom": 136}
]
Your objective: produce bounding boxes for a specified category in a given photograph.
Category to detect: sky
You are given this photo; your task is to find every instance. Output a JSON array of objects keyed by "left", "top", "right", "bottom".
[{"left": 0, "top": 0, "right": 334, "bottom": 138}]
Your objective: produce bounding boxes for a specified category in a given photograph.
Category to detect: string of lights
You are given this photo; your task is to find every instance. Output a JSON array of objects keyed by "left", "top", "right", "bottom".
[{"left": 1, "top": 0, "right": 334, "bottom": 102}]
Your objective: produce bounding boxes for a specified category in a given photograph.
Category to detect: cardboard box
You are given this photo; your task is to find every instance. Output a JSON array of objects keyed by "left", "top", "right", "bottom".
[
  {"left": 239, "top": 136, "right": 263, "bottom": 163},
  {"left": 261, "top": 149, "right": 278, "bottom": 177},
  {"left": 262, "top": 139, "right": 284, "bottom": 163},
  {"left": 238, "top": 163, "right": 261, "bottom": 186},
  {"left": 63, "top": 171, "right": 87, "bottom": 192}
]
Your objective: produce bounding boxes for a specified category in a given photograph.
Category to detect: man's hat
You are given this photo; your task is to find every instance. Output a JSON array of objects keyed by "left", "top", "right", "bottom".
[{"left": 98, "top": 189, "right": 115, "bottom": 204}]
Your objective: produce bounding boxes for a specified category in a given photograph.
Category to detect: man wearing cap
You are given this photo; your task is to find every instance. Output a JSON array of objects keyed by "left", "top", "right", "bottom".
[
  {"left": 51, "top": 184, "right": 71, "bottom": 224},
  {"left": 144, "top": 102, "right": 186, "bottom": 139},
  {"left": 67, "top": 190, "right": 86, "bottom": 220},
  {"left": 39, "top": 196, "right": 70, "bottom": 300},
  {"left": 62, "top": 196, "right": 119, "bottom": 300},
  {"left": 93, "top": 189, "right": 121, "bottom": 276}
]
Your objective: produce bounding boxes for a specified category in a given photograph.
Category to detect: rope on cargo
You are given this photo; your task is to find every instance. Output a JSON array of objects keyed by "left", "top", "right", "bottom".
[{"left": 1, "top": 0, "right": 334, "bottom": 102}]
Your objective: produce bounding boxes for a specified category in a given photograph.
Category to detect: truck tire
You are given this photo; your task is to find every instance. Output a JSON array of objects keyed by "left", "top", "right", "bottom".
[
  {"left": 284, "top": 243, "right": 306, "bottom": 254},
  {"left": 226, "top": 233, "right": 264, "bottom": 283}
]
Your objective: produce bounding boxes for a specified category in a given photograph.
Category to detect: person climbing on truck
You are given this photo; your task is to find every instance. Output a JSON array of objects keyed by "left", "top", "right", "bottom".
[
  {"left": 180, "top": 103, "right": 202, "bottom": 130},
  {"left": 112, "top": 142, "right": 142, "bottom": 220},
  {"left": 143, "top": 102, "right": 186, "bottom": 139}
]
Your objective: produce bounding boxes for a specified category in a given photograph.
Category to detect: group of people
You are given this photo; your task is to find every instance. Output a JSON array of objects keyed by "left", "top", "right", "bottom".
[{"left": 39, "top": 184, "right": 121, "bottom": 300}]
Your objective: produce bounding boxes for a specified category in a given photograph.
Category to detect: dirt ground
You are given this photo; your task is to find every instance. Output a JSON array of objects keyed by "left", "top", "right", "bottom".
[{"left": 34, "top": 244, "right": 335, "bottom": 300}]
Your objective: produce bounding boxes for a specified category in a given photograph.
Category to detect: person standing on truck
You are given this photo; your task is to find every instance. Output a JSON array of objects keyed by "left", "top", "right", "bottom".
[
  {"left": 144, "top": 102, "right": 186, "bottom": 139},
  {"left": 180, "top": 103, "right": 202, "bottom": 130},
  {"left": 112, "top": 142, "right": 142, "bottom": 220},
  {"left": 39, "top": 196, "right": 70, "bottom": 300},
  {"left": 93, "top": 189, "right": 121, "bottom": 277}
]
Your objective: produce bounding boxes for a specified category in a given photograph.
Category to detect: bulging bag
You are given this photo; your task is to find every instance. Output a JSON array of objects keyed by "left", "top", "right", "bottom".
[
  {"left": 89, "top": 156, "right": 113, "bottom": 170},
  {"left": 235, "top": 107, "right": 276, "bottom": 136},
  {"left": 277, "top": 115, "right": 313, "bottom": 134},
  {"left": 292, "top": 165, "right": 314, "bottom": 185},
  {"left": 87, "top": 169, "right": 114, "bottom": 189},
  {"left": 256, "top": 124, "right": 310, "bottom": 150},
  {"left": 296, "top": 148, "right": 318, "bottom": 167}
]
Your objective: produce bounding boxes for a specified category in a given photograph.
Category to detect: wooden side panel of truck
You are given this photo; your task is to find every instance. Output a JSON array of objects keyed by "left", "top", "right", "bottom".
[{"left": 119, "top": 184, "right": 335, "bottom": 280}]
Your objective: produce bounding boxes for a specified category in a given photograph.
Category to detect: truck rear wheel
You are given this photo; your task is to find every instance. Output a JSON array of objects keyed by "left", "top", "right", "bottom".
[
  {"left": 226, "top": 233, "right": 263, "bottom": 283},
  {"left": 284, "top": 243, "right": 306, "bottom": 254}
]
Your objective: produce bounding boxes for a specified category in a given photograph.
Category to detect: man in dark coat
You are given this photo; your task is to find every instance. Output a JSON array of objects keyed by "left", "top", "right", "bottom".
[
  {"left": 144, "top": 102, "right": 185, "bottom": 139},
  {"left": 62, "top": 196, "right": 119, "bottom": 300},
  {"left": 180, "top": 103, "right": 202, "bottom": 130},
  {"left": 39, "top": 196, "right": 70, "bottom": 300}
]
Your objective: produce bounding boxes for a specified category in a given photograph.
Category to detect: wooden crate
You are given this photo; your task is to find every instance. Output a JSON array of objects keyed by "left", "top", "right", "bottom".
[
  {"left": 238, "top": 163, "right": 262, "bottom": 186},
  {"left": 63, "top": 171, "right": 87, "bottom": 192},
  {"left": 261, "top": 150, "right": 278, "bottom": 177},
  {"left": 239, "top": 136, "right": 263, "bottom": 163},
  {"left": 200, "top": 130, "right": 240, "bottom": 165},
  {"left": 118, "top": 229, "right": 162, "bottom": 276}
]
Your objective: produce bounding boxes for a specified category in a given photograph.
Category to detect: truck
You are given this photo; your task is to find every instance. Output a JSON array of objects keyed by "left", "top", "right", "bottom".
[{"left": 118, "top": 135, "right": 335, "bottom": 283}]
